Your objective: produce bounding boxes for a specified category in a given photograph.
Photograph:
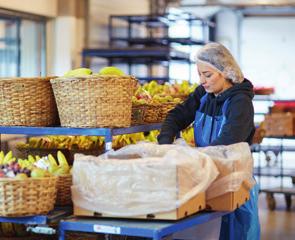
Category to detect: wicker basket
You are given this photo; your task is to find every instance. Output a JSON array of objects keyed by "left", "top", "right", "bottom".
[
  {"left": 132, "top": 103, "right": 160, "bottom": 124},
  {"left": 56, "top": 174, "right": 72, "bottom": 206},
  {"left": 0, "top": 177, "right": 57, "bottom": 217},
  {"left": 158, "top": 102, "right": 177, "bottom": 122},
  {"left": 50, "top": 75, "right": 137, "bottom": 128},
  {"left": 143, "top": 104, "right": 160, "bottom": 123},
  {"left": 0, "top": 77, "right": 58, "bottom": 126}
]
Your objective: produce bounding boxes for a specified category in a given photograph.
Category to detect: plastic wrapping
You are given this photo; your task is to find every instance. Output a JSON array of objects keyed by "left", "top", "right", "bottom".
[
  {"left": 71, "top": 142, "right": 218, "bottom": 216},
  {"left": 198, "top": 142, "right": 255, "bottom": 200}
]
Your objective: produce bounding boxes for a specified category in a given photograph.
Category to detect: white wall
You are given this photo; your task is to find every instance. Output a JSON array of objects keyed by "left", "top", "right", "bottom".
[
  {"left": 241, "top": 17, "right": 295, "bottom": 99},
  {"left": 88, "top": 0, "right": 149, "bottom": 47},
  {"left": 215, "top": 9, "right": 241, "bottom": 61},
  {"left": 0, "top": 0, "right": 57, "bottom": 17}
]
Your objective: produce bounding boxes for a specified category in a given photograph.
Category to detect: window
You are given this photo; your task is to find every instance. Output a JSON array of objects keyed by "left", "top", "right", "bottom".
[{"left": 0, "top": 11, "right": 46, "bottom": 77}]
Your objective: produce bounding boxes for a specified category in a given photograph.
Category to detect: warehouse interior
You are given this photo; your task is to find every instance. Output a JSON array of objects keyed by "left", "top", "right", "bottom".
[{"left": 0, "top": 0, "right": 294, "bottom": 239}]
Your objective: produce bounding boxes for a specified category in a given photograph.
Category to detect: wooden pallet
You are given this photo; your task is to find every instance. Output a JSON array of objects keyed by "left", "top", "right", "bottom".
[
  {"left": 206, "top": 183, "right": 250, "bottom": 211},
  {"left": 74, "top": 192, "right": 206, "bottom": 220}
]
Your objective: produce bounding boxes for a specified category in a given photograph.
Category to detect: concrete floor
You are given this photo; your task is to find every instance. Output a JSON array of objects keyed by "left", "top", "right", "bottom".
[{"left": 259, "top": 193, "right": 295, "bottom": 240}]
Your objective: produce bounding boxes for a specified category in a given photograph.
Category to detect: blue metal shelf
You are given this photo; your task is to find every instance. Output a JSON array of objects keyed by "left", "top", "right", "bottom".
[
  {"left": 0, "top": 124, "right": 162, "bottom": 151},
  {"left": 0, "top": 124, "right": 162, "bottom": 136},
  {"left": 0, "top": 207, "right": 72, "bottom": 225},
  {"left": 59, "top": 211, "right": 229, "bottom": 240}
]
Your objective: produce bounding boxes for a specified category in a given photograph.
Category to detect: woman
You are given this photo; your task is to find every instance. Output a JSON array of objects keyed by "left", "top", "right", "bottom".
[{"left": 158, "top": 42, "right": 260, "bottom": 240}]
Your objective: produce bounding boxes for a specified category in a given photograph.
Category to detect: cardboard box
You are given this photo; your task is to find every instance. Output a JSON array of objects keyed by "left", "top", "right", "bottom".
[
  {"left": 72, "top": 146, "right": 216, "bottom": 221},
  {"left": 265, "top": 113, "right": 295, "bottom": 136},
  {"left": 74, "top": 192, "right": 206, "bottom": 220},
  {"left": 206, "top": 182, "right": 250, "bottom": 211}
]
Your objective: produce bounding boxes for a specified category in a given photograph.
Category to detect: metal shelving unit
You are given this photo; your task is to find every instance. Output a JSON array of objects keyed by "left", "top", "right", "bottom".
[
  {"left": 0, "top": 123, "right": 235, "bottom": 239},
  {"left": 252, "top": 95, "right": 295, "bottom": 210},
  {"left": 252, "top": 132, "right": 295, "bottom": 210},
  {"left": 82, "top": 13, "right": 213, "bottom": 82},
  {"left": 0, "top": 123, "right": 162, "bottom": 151}
]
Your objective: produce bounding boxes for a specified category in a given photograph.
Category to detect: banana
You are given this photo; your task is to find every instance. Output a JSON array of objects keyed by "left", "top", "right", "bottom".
[
  {"left": 48, "top": 154, "right": 58, "bottom": 167},
  {"left": 57, "top": 151, "right": 69, "bottom": 168},
  {"left": 0, "top": 151, "right": 4, "bottom": 164},
  {"left": 3, "top": 151, "right": 13, "bottom": 164}
]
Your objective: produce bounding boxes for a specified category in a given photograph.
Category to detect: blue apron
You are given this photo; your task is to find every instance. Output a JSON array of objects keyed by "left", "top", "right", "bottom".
[{"left": 194, "top": 93, "right": 260, "bottom": 240}]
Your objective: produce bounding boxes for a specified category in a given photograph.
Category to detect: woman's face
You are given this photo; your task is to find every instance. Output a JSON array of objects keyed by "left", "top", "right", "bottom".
[{"left": 197, "top": 63, "right": 232, "bottom": 95}]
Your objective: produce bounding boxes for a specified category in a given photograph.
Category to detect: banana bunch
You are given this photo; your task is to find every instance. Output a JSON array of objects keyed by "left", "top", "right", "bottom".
[
  {"left": 0, "top": 151, "right": 16, "bottom": 165},
  {"left": 17, "top": 135, "right": 104, "bottom": 150},
  {"left": 18, "top": 155, "right": 38, "bottom": 170},
  {"left": 0, "top": 150, "right": 70, "bottom": 179},
  {"left": 145, "top": 130, "right": 159, "bottom": 143},
  {"left": 142, "top": 80, "right": 165, "bottom": 96},
  {"left": 113, "top": 133, "right": 145, "bottom": 149},
  {"left": 141, "top": 80, "right": 198, "bottom": 98}
]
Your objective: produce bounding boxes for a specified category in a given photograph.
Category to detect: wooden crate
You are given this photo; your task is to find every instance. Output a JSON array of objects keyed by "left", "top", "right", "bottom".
[
  {"left": 74, "top": 192, "right": 205, "bottom": 220},
  {"left": 264, "top": 113, "right": 295, "bottom": 136},
  {"left": 206, "top": 182, "right": 250, "bottom": 211}
]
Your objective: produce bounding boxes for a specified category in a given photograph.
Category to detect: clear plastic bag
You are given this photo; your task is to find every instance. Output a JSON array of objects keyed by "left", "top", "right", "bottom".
[
  {"left": 71, "top": 142, "right": 219, "bottom": 216},
  {"left": 198, "top": 142, "right": 255, "bottom": 200}
]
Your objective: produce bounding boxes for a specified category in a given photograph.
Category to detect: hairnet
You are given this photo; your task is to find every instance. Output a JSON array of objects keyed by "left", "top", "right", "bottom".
[{"left": 195, "top": 42, "right": 244, "bottom": 84}]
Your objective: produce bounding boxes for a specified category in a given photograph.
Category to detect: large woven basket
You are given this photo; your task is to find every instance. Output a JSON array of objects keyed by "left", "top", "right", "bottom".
[
  {"left": 0, "top": 177, "right": 57, "bottom": 217},
  {"left": 50, "top": 76, "right": 137, "bottom": 128},
  {"left": 56, "top": 175, "right": 72, "bottom": 206},
  {"left": 0, "top": 77, "right": 58, "bottom": 126}
]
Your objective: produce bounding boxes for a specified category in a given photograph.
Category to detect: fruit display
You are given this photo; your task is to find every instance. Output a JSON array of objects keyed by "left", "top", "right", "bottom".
[
  {"left": 142, "top": 80, "right": 198, "bottom": 98},
  {"left": 17, "top": 136, "right": 103, "bottom": 151},
  {"left": 132, "top": 80, "right": 197, "bottom": 107},
  {"left": 16, "top": 128, "right": 195, "bottom": 154},
  {"left": 0, "top": 150, "right": 70, "bottom": 179}
]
